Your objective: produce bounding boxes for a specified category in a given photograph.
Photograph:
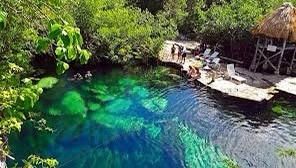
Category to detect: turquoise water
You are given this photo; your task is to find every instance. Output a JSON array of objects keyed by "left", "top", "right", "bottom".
[{"left": 9, "top": 66, "right": 296, "bottom": 167}]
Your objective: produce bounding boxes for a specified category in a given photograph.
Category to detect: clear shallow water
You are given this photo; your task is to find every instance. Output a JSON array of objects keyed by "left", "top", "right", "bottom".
[{"left": 9, "top": 66, "right": 296, "bottom": 168}]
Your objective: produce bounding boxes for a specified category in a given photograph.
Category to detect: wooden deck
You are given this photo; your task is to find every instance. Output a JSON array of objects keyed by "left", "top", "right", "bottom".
[{"left": 160, "top": 40, "right": 296, "bottom": 102}]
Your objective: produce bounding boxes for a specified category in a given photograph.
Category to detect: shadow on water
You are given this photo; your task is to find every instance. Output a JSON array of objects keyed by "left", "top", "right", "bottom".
[{"left": 8, "top": 66, "right": 296, "bottom": 168}]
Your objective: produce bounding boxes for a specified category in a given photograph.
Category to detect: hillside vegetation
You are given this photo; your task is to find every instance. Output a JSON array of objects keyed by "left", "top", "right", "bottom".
[{"left": 0, "top": 0, "right": 295, "bottom": 167}]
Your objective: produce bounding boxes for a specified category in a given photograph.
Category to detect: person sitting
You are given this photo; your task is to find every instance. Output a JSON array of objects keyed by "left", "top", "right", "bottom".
[
  {"left": 187, "top": 66, "right": 195, "bottom": 77},
  {"left": 193, "top": 67, "right": 201, "bottom": 79},
  {"left": 188, "top": 66, "right": 201, "bottom": 81}
]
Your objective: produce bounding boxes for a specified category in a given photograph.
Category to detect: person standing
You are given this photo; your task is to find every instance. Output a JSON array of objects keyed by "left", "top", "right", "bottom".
[
  {"left": 177, "top": 45, "right": 182, "bottom": 63},
  {"left": 171, "top": 44, "right": 176, "bottom": 60},
  {"left": 181, "top": 46, "right": 187, "bottom": 64}
]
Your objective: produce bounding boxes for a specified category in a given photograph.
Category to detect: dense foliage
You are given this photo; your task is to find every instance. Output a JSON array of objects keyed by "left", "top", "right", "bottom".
[
  {"left": 71, "top": 0, "right": 176, "bottom": 63},
  {"left": 2, "top": 0, "right": 296, "bottom": 167},
  {"left": 0, "top": 0, "right": 92, "bottom": 167}
]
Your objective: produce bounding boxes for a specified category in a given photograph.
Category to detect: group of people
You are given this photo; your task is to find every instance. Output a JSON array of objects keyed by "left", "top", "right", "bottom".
[
  {"left": 171, "top": 43, "right": 202, "bottom": 81},
  {"left": 70, "top": 71, "right": 92, "bottom": 81},
  {"left": 171, "top": 43, "right": 205, "bottom": 64},
  {"left": 171, "top": 43, "right": 187, "bottom": 64}
]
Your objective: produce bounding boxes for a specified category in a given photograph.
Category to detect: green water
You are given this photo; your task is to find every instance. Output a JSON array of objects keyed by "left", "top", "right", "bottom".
[{"left": 9, "top": 66, "right": 235, "bottom": 167}]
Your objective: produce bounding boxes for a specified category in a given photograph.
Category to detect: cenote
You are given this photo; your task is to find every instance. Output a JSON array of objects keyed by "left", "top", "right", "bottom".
[{"left": 8, "top": 66, "right": 296, "bottom": 168}]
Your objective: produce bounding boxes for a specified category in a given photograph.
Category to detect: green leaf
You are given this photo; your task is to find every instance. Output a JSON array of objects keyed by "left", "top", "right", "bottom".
[
  {"left": 57, "top": 38, "right": 64, "bottom": 47},
  {"left": 56, "top": 61, "right": 69, "bottom": 75},
  {"left": 0, "top": 10, "right": 7, "bottom": 30},
  {"left": 55, "top": 47, "right": 66, "bottom": 59},
  {"left": 61, "top": 30, "right": 73, "bottom": 47},
  {"left": 67, "top": 45, "right": 76, "bottom": 61},
  {"left": 74, "top": 30, "right": 83, "bottom": 46},
  {"left": 49, "top": 23, "right": 62, "bottom": 39},
  {"left": 36, "top": 38, "right": 51, "bottom": 52},
  {"left": 21, "top": 78, "right": 32, "bottom": 84},
  {"left": 79, "top": 49, "right": 91, "bottom": 64}
]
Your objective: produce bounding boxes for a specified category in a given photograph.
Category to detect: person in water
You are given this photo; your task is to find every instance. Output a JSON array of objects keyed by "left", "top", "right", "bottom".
[
  {"left": 74, "top": 73, "right": 83, "bottom": 80},
  {"left": 85, "top": 71, "right": 92, "bottom": 79},
  {"left": 171, "top": 44, "right": 176, "bottom": 60}
]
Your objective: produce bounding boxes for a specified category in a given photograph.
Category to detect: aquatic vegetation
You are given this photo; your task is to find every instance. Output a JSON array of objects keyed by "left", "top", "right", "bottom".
[
  {"left": 145, "top": 124, "right": 161, "bottom": 139},
  {"left": 95, "top": 94, "right": 116, "bottom": 102},
  {"left": 141, "top": 97, "right": 168, "bottom": 113},
  {"left": 89, "top": 83, "right": 117, "bottom": 102},
  {"left": 277, "top": 148, "right": 296, "bottom": 158},
  {"left": 90, "top": 112, "right": 145, "bottom": 132},
  {"left": 37, "top": 77, "right": 59, "bottom": 89},
  {"left": 60, "top": 91, "right": 87, "bottom": 117},
  {"left": 130, "top": 86, "right": 149, "bottom": 98},
  {"left": 89, "top": 148, "right": 121, "bottom": 168},
  {"left": 178, "top": 123, "right": 226, "bottom": 168},
  {"left": 91, "top": 83, "right": 108, "bottom": 94},
  {"left": 272, "top": 101, "right": 296, "bottom": 117},
  {"left": 272, "top": 104, "right": 284, "bottom": 115},
  {"left": 222, "top": 157, "right": 240, "bottom": 168},
  {"left": 48, "top": 107, "right": 62, "bottom": 116},
  {"left": 118, "top": 78, "right": 137, "bottom": 87},
  {"left": 87, "top": 102, "right": 102, "bottom": 111},
  {"left": 105, "top": 99, "right": 132, "bottom": 113}
]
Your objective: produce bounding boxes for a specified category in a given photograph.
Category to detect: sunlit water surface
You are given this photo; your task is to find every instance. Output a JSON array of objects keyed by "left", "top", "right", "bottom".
[{"left": 9, "top": 66, "right": 296, "bottom": 168}]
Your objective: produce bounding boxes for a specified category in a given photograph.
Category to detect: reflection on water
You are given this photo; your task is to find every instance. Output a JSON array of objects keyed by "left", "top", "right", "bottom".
[{"left": 9, "top": 66, "right": 296, "bottom": 168}]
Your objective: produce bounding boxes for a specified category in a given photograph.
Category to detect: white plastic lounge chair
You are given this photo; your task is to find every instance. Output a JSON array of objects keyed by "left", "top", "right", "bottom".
[
  {"left": 206, "top": 58, "right": 221, "bottom": 71},
  {"left": 205, "top": 51, "right": 219, "bottom": 63},
  {"left": 212, "top": 58, "right": 220, "bottom": 64},
  {"left": 209, "top": 51, "right": 219, "bottom": 59},
  {"left": 227, "top": 64, "right": 247, "bottom": 84},
  {"left": 201, "top": 49, "right": 211, "bottom": 57},
  {"left": 203, "top": 65, "right": 211, "bottom": 70}
]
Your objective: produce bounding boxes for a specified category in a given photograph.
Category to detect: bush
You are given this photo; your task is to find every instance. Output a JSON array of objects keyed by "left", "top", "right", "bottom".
[{"left": 72, "top": 0, "right": 177, "bottom": 64}]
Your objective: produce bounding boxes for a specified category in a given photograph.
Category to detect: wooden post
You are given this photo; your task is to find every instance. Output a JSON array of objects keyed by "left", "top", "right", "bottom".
[
  {"left": 275, "top": 39, "right": 287, "bottom": 75},
  {"left": 254, "top": 38, "right": 267, "bottom": 72},
  {"left": 263, "top": 39, "right": 274, "bottom": 70},
  {"left": 287, "top": 48, "right": 296, "bottom": 75},
  {"left": 250, "top": 38, "right": 260, "bottom": 71}
]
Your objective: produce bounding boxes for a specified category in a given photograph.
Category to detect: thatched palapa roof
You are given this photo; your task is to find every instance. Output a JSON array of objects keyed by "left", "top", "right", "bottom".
[{"left": 252, "top": 3, "right": 296, "bottom": 42}]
